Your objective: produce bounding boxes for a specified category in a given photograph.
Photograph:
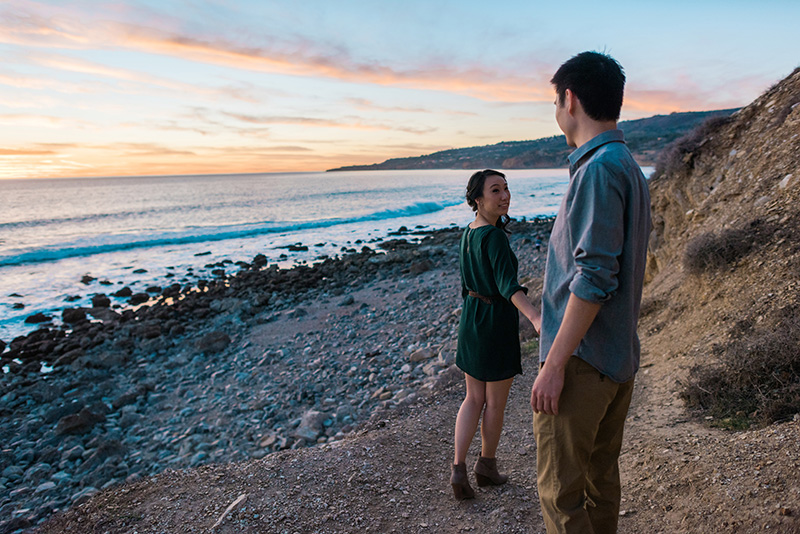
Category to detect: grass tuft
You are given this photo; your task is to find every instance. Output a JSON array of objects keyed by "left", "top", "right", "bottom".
[{"left": 683, "top": 219, "right": 771, "bottom": 274}]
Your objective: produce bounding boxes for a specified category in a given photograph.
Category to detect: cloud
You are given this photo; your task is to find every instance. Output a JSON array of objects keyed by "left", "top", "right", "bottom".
[
  {"left": 0, "top": 70, "right": 104, "bottom": 94},
  {"left": 0, "top": 5, "right": 554, "bottom": 103},
  {"left": 222, "top": 111, "right": 436, "bottom": 135},
  {"left": 0, "top": 147, "right": 57, "bottom": 155},
  {"left": 0, "top": 114, "right": 67, "bottom": 127},
  {"left": 346, "top": 98, "right": 430, "bottom": 114}
]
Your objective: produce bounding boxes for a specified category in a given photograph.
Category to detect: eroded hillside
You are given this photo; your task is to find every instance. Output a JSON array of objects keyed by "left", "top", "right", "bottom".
[{"left": 643, "top": 67, "right": 800, "bottom": 427}]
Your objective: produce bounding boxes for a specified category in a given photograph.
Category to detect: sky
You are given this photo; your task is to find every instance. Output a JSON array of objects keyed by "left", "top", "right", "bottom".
[{"left": 0, "top": 0, "right": 797, "bottom": 179}]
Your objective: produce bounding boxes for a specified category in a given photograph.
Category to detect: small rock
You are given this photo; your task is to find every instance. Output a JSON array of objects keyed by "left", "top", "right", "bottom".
[{"left": 81, "top": 274, "right": 96, "bottom": 284}]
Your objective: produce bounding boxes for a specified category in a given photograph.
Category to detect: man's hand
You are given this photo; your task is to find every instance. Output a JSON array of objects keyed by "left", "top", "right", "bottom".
[{"left": 530, "top": 362, "right": 565, "bottom": 415}]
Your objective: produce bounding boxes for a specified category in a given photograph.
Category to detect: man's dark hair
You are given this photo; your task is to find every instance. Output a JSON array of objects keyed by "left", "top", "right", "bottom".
[{"left": 551, "top": 51, "right": 625, "bottom": 121}]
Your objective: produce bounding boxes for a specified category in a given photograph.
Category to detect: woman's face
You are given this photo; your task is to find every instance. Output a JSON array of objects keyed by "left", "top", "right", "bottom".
[{"left": 477, "top": 175, "right": 511, "bottom": 220}]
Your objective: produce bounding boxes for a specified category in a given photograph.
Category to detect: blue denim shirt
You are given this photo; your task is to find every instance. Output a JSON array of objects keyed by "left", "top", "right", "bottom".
[{"left": 539, "top": 129, "right": 651, "bottom": 383}]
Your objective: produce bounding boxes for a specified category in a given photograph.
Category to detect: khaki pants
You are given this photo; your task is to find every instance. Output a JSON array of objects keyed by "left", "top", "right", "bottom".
[{"left": 533, "top": 356, "right": 634, "bottom": 534}]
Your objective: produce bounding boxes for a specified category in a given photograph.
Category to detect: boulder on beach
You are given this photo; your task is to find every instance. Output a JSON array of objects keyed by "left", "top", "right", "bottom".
[
  {"left": 55, "top": 407, "right": 106, "bottom": 435},
  {"left": 129, "top": 293, "right": 150, "bottom": 305},
  {"left": 62, "top": 308, "right": 87, "bottom": 324},
  {"left": 24, "top": 312, "right": 51, "bottom": 324},
  {"left": 88, "top": 307, "right": 121, "bottom": 323},
  {"left": 409, "top": 347, "right": 436, "bottom": 363},
  {"left": 293, "top": 410, "right": 329, "bottom": 443},
  {"left": 113, "top": 287, "right": 133, "bottom": 298},
  {"left": 90, "top": 294, "right": 111, "bottom": 308},
  {"left": 409, "top": 259, "right": 433, "bottom": 274},
  {"left": 252, "top": 253, "right": 267, "bottom": 267},
  {"left": 195, "top": 331, "right": 231, "bottom": 354}
]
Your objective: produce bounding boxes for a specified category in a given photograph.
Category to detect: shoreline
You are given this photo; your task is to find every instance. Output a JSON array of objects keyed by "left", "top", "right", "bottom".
[{"left": 0, "top": 218, "right": 554, "bottom": 531}]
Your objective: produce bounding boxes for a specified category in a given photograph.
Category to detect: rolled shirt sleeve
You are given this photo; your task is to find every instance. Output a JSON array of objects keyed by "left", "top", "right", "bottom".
[
  {"left": 485, "top": 228, "right": 526, "bottom": 301},
  {"left": 566, "top": 162, "right": 624, "bottom": 303}
]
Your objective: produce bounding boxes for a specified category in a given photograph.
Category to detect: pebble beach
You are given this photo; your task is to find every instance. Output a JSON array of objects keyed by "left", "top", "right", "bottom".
[{"left": 0, "top": 218, "right": 553, "bottom": 532}]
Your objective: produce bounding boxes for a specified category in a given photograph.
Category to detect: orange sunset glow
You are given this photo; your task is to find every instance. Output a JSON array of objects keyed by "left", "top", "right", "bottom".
[{"left": 0, "top": 0, "right": 797, "bottom": 179}]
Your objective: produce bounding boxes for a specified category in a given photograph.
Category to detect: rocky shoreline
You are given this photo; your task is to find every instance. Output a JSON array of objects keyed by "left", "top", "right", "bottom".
[{"left": 0, "top": 219, "right": 554, "bottom": 533}]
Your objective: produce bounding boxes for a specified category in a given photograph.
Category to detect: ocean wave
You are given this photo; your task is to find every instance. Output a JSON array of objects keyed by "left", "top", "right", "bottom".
[
  {"left": 0, "top": 200, "right": 455, "bottom": 267},
  {"left": 0, "top": 199, "right": 267, "bottom": 231}
]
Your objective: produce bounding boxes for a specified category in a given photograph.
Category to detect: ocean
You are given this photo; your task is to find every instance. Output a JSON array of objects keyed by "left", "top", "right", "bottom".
[{"left": 0, "top": 168, "right": 650, "bottom": 343}]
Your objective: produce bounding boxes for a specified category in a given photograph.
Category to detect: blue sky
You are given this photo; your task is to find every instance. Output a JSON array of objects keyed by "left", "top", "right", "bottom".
[{"left": 0, "top": 0, "right": 797, "bottom": 178}]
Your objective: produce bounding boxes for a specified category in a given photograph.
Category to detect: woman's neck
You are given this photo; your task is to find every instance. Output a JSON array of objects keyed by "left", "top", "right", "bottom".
[{"left": 471, "top": 212, "right": 497, "bottom": 228}]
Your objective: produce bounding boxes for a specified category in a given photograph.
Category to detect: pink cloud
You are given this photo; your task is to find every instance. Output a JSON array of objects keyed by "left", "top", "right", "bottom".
[{"left": 0, "top": 6, "right": 553, "bottom": 103}]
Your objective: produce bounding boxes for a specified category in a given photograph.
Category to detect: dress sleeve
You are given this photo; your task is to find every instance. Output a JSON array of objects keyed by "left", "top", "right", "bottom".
[
  {"left": 484, "top": 228, "right": 526, "bottom": 301},
  {"left": 566, "top": 162, "right": 624, "bottom": 303}
]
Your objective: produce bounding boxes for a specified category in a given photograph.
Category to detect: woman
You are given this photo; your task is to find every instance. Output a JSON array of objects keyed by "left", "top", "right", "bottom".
[{"left": 451, "top": 169, "right": 541, "bottom": 500}]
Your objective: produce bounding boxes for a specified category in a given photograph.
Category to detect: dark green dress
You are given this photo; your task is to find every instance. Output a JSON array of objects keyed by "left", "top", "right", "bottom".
[{"left": 456, "top": 225, "right": 526, "bottom": 381}]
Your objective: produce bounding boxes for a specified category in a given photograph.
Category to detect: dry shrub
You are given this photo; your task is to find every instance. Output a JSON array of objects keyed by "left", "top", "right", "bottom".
[
  {"left": 681, "top": 309, "right": 800, "bottom": 428},
  {"left": 683, "top": 219, "right": 771, "bottom": 274},
  {"left": 653, "top": 115, "right": 734, "bottom": 179}
]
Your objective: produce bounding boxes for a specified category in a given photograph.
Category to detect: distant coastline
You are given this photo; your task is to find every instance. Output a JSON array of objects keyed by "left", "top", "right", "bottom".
[{"left": 327, "top": 108, "right": 739, "bottom": 172}]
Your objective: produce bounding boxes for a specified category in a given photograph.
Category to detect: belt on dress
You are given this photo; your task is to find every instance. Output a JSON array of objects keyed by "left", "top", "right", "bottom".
[{"left": 467, "top": 291, "right": 501, "bottom": 305}]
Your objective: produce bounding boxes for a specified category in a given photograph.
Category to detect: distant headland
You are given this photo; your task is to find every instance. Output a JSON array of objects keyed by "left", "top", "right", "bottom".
[{"left": 327, "top": 109, "right": 739, "bottom": 172}]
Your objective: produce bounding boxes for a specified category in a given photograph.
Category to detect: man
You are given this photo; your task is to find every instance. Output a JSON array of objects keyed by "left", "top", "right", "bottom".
[{"left": 531, "top": 51, "right": 651, "bottom": 534}]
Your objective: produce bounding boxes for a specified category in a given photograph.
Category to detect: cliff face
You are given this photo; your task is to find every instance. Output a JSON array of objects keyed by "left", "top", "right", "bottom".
[{"left": 642, "top": 67, "right": 800, "bottom": 426}]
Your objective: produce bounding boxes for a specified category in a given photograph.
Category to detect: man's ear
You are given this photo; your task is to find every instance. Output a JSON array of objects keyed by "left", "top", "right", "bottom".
[{"left": 565, "top": 88, "right": 577, "bottom": 116}]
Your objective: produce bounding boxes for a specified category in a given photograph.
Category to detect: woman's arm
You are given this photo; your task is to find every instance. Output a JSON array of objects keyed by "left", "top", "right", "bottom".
[{"left": 511, "top": 289, "right": 541, "bottom": 335}]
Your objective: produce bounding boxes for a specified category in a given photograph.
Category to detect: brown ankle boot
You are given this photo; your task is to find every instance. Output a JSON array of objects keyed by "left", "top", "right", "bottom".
[
  {"left": 474, "top": 456, "right": 508, "bottom": 486},
  {"left": 450, "top": 462, "right": 475, "bottom": 500}
]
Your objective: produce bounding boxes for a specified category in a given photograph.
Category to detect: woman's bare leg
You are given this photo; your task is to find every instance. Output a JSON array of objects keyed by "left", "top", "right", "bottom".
[
  {"left": 480, "top": 377, "right": 514, "bottom": 458},
  {"left": 454, "top": 374, "right": 486, "bottom": 464}
]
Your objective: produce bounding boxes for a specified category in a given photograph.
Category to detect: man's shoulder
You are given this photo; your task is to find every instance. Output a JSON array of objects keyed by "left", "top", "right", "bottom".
[{"left": 581, "top": 142, "right": 642, "bottom": 181}]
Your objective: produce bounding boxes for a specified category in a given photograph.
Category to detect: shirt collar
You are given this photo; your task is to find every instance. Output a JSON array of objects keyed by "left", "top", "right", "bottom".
[{"left": 567, "top": 129, "right": 625, "bottom": 169}]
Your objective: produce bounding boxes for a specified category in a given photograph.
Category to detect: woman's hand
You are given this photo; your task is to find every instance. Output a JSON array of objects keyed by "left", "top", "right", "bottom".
[
  {"left": 528, "top": 310, "right": 542, "bottom": 337},
  {"left": 511, "top": 290, "right": 541, "bottom": 336}
]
